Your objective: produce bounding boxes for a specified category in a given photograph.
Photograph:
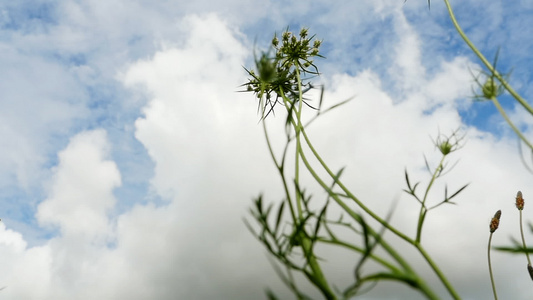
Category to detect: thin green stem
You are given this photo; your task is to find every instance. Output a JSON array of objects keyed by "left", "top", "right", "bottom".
[
  {"left": 490, "top": 96, "right": 533, "bottom": 150},
  {"left": 261, "top": 104, "right": 298, "bottom": 222},
  {"left": 298, "top": 126, "right": 414, "bottom": 243},
  {"left": 317, "top": 238, "right": 401, "bottom": 273},
  {"left": 289, "top": 68, "right": 336, "bottom": 300},
  {"left": 295, "top": 144, "right": 440, "bottom": 299},
  {"left": 416, "top": 155, "right": 446, "bottom": 243},
  {"left": 519, "top": 211, "right": 532, "bottom": 265},
  {"left": 413, "top": 243, "right": 460, "bottom": 300},
  {"left": 294, "top": 74, "right": 304, "bottom": 220},
  {"left": 280, "top": 98, "right": 442, "bottom": 297},
  {"left": 443, "top": 0, "right": 533, "bottom": 116},
  {"left": 488, "top": 233, "right": 498, "bottom": 300},
  {"left": 261, "top": 95, "right": 334, "bottom": 298},
  {"left": 288, "top": 102, "right": 457, "bottom": 298}
]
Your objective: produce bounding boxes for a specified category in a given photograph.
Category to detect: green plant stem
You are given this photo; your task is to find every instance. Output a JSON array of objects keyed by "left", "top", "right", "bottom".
[
  {"left": 519, "top": 211, "right": 532, "bottom": 265},
  {"left": 490, "top": 96, "right": 533, "bottom": 150},
  {"left": 443, "top": 0, "right": 533, "bottom": 153},
  {"left": 294, "top": 70, "right": 305, "bottom": 219},
  {"left": 416, "top": 155, "right": 446, "bottom": 243},
  {"left": 284, "top": 103, "right": 458, "bottom": 299},
  {"left": 294, "top": 140, "right": 441, "bottom": 299},
  {"left": 260, "top": 95, "right": 334, "bottom": 299},
  {"left": 299, "top": 126, "right": 413, "bottom": 243},
  {"left": 261, "top": 107, "right": 298, "bottom": 222},
  {"left": 488, "top": 232, "right": 498, "bottom": 300},
  {"left": 442, "top": 0, "right": 533, "bottom": 116},
  {"left": 280, "top": 99, "right": 445, "bottom": 297},
  {"left": 293, "top": 68, "right": 336, "bottom": 300},
  {"left": 415, "top": 243, "right": 460, "bottom": 300},
  {"left": 317, "top": 238, "right": 401, "bottom": 273}
]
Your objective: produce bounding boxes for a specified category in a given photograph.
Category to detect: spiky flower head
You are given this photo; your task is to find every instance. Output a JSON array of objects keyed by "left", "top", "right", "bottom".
[
  {"left": 432, "top": 129, "right": 465, "bottom": 156},
  {"left": 471, "top": 50, "right": 509, "bottom": 102},
  {"left": 242, "top": 28, "right": 323, "bottom": 118}
]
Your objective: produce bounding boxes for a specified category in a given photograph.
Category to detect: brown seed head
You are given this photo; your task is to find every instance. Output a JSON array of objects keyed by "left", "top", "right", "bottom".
[
  {"left": 490, "top": 210, "right": 502, "bottom": 233},
  {"left": 528, "top": 264, "right": 533, "bottom": 281},
  {"left": 516, "top": 191, "right": 524, "bottom": 210}
]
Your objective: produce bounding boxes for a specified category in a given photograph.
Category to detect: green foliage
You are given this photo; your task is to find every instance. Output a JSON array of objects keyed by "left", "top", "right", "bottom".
[
  {"left": 243, "top": 27, "right": 466, "bottom": 299},
  {"left": 242, "top": 1, "right": 533, "bottom": 299}
]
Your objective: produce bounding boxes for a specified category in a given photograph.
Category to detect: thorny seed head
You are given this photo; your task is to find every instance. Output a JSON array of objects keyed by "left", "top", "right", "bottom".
[
  {"left": 438, "top": 141, "right": 453, "bottom": 155},
  {"left": 433, "top": 129, "right": 465, "bottom": 156},
  {"left": 516, "top": 191, "right": 524, "bottom": 210},
  {"left": 489, "top": 210, "right": 502, "bottom": 233},
  {"left": 482, "top": 78, "right": 500, "bottom": 99},
  {"left": 471, "top": 51, "right": 509, "bottom": 102}
]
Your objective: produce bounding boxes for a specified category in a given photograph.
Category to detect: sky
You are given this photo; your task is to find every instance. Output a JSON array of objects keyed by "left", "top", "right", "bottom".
[{"left": 0, "top": 0, "right": 533, "bottom": 299}]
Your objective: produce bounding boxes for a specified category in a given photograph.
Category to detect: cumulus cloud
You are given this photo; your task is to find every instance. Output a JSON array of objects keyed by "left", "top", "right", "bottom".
[
  {"left": 37, "top": 129, "right": 121, "bottom": 239},
  {"left": 1, "top": 1, "right": 532, "bottom": 300}
]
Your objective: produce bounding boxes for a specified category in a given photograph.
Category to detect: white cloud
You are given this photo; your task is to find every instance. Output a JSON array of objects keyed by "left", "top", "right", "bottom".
[
  {"left": 37, "top": 129, "right": 121, "bottom": 239},
  {"left": 0, "top": 46, "right": 87, "bottom": 189},
  {"left": 1, "top": 1, "right": 533, "bottom": 299}
]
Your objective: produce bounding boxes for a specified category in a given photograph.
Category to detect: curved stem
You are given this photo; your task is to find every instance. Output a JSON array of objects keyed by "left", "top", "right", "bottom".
[
  {"left": 317, "top": 238, "right": 402, "bottom": 274},
  {"left": 519, "top": 211, "right": 532, "bottom": 265},
  {"left": 488, "top": 233, "right": 498, "bottom": 300},
  {"left": 295, "top": 136, "right": 441, "bottom": 299},
  {"left": 442, "top": 0, "right": 533, "bottom": 116},
  {"left": 261, "top": 117, "right": 298, "bottom": 222},
  {"left": 416, "top": 155, "right": 446, "bottom": 243},
  {"left": 290, "top": 68, "right": 336, "bottom": 299},
  {"left": 490, "top": 96, "right": 533, "bottom": 150},
  {"left": 284, "top": 95, "right": 458, "bottom": 298},
  {"left": 299, "top": 126, "right": 414, "bottom": 243}
]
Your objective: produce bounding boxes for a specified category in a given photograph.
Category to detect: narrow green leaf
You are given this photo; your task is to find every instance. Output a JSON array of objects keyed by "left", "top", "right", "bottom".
[
  {"left": 314, "top": 202, "right": 329, "bottom": 238},
  {"left": 404, "top": 169, "right": 412, "bottom": 190},
  {"left": 265, "top": 289, "right": 279, "bottom": 300},
  {"left": 494, "top": 246, "right": 533, "bottom": 253},
  {"left": 446, "top": 183, "right": 469, "bottom": 201},
  {"left": 275, "top": 201, "right": 286, "bottom": 233},
  {"left": 423, "top": 154, "right": 431, "bottom": 174}
]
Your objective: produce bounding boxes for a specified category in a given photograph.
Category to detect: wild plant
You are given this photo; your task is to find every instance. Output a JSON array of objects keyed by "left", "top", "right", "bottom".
[{"left": 242, "top": 1, "right": 533, "bottom": 299}]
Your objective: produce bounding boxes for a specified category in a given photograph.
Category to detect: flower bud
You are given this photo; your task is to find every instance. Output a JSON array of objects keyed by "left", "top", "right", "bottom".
[
  {"left": 482, "top": 78, "right": 498, "bottom": 99},
  {"left": 299, "top": 28, "right": 308, "bottom": 38},
  {"left": 438, "top": 141, "right": 453, "bottom": 155},
  {"left": 516, "top": 191, "right": 524, "bottom": 210},
  {"left": 489, "top": 210, "right": 501, "bottom": 233},
  {"left": 272, "top": 36, "right": 279, "bottom": 47}
]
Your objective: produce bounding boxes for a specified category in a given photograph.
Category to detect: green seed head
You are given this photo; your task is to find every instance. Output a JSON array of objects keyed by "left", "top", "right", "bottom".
[
  {"left": 482, "top": 78, "right": 498, "bottom": 99},
  {"left": 438, "top": 141, "right": 453, "bottom": 155}
]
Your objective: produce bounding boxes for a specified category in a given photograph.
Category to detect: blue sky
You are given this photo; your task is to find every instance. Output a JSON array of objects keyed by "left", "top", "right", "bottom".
[{"left": 1, "top": 0, "right": 533, "bottom": 299}]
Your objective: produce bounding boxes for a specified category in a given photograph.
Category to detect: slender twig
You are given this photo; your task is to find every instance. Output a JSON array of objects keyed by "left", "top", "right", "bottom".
[
  {"left": 488, "top": 210, "right": 502, "bottom": 300},
  {"left": 416, "top": 155, "right": 446, "bottom": 243},
  {"left": 442, "top": 0, "right": 533, "bottom": 153},
  {"left": 442, "top": 0, "right": 533, "bottom": 116},
  {"left": 515, "top": 191, "right": 532, "bottom": 279}
]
